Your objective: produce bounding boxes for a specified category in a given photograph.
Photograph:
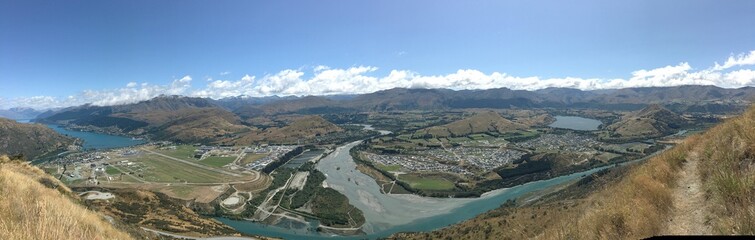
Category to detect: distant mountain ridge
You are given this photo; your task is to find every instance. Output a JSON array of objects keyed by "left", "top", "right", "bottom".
[
  {"left": 0, "top": 107, "right": 44, "bottom": 120},
  {"left": 214, "top": 85, "right": 755, "bottom": 114},
  {"left": 30, "top": 85, "right": 755, "bottom": 144}
]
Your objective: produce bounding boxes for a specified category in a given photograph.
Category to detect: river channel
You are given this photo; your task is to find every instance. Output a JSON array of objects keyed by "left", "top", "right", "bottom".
[{"left": 218, "top": 141, "right": 626, "bottom": 239}]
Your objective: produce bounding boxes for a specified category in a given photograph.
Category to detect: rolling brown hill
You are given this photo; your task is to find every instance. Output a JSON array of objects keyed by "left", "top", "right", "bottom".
[
  {"left": 606, "top": 104, "right": 687, "bottom": 138},
  {"left": 414, "top": 111, "right": 525, "bottom": 138},
  {"left": 0, "top": 118, "right": 73, "bottom": 159},
  {"left": 234, "top": 115, "right": 343, "bottom": 144},
  {"left": 150, "top": 108, "right": 251, "bottom": 143}
]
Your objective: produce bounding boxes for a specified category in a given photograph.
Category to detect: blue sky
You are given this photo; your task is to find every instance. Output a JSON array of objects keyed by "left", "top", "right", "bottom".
[{"left": 2, "top": 0, "right": 755, "bottom": 109}]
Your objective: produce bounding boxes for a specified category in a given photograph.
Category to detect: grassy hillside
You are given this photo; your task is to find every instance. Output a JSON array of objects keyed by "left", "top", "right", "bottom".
[
  {"left": 607, "top": 104, "right": 686, "bottom": 138},
  {"left": 0, "top": 156, "right": 134, "bottom": 240},
  {"left": 151, "top": 108, "right": 250, "bottom": 143},
  {"left": 0, "top": 118, "right": 73, "bottom": 159},
  {"left": 234, "top": 115, "right": 343, "bottom": 144},
  {"left": 414, "top": 111, "right": 525, "bottom": 138},
  {"left": 696, "top": 105, "right": 755, "bottom": 233}
]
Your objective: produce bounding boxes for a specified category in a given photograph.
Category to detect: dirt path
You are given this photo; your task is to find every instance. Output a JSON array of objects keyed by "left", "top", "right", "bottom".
[{"left": 663, "top": 151, "right": 712, "bottom": 235}]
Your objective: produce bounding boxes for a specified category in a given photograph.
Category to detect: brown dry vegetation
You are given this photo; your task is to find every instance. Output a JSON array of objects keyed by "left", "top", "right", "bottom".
[
  {"left": 606, "top": 104, "right": 686, "bottom": 138},
  {"left": 82, "top": 187, "right": 239, "bottom": 237},
  {"left": 539, "top": 140, "right": 695, "bottom": 239},
  {"left": 415, "top": 111, "right": 525, "bottom": 138},
  {"left": 0, "top": 118, "right": 73, "bottom": 159},
  {"left": 696, "top": 105, "right": 755, "bottom": 234},
  {"left": 0, "top": 156, "right": 134, "bottom": 240},
  {"left": 234, "top": 115, "right": 343, "bottom": 144}
]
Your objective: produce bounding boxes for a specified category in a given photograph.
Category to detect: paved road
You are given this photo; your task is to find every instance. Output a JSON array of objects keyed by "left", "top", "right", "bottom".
[
  {"left": 141, "top": 227, "right": 258, "bottom": 240},
  {"left": 142, "top": 148, "right": 242, "bottom": 177}
]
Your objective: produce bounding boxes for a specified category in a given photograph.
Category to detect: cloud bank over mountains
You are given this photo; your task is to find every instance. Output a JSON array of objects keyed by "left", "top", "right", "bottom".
[{"left": 3, "top": 51, "right": 755, "bottom": 110}]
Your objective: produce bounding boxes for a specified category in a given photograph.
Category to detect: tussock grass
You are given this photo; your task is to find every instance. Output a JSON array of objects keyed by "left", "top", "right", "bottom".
[
  {"left": 539, "top": 134, "right": 698, "bottom": 239},
  {"left": 696, "top": 106, "right": 755, "bottom": 234},
  {"left": 0, "top": 156, "right": 133, "bottom": 240}
]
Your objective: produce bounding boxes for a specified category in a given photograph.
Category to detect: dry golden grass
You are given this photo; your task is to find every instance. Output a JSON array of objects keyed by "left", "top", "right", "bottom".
[
  {"left": 0, "top": 156, "right": 134, "bottom": 240},
  {"left": 537, "top": 138, "right": 696, "bottom": 240},
  {"left": 696, "top": 106, "right": 755, "bottom": 234}
]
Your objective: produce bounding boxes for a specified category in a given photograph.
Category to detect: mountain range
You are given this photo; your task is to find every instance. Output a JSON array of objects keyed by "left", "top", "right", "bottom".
[
  {"left": 219, "top": 85, "right": 755, "bottom": 114},
  {"left": 30, "top": 85, "right": 755, "bottom": 144}
]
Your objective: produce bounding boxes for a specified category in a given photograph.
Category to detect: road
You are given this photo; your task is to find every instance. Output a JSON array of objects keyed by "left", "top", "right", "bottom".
[{"left": 141, "top": 227, "right": 259, "bottom": 240}]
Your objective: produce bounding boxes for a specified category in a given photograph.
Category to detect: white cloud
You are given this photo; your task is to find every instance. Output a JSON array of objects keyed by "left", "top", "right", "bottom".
[
  {"left": 5, "top": 51, "right": 755, "bottom": 110},
  {"left": 219, "top": 71, "right": 231, "bottom": 76},
  {"left": 2, "top": 75, "right": 194, "bottom": 109},
  {"left": 313, "top": 65, "right": 330, "bottom": 72},
  {"left": 714, "top": 50, "right": 755, "bottom": 70}
]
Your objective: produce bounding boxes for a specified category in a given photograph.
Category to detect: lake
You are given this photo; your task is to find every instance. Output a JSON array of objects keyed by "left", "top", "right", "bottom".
[
  {"left": 46, "top": 124, "right": 146, "bottom": 150},
  {"left": 549, "top": 116, "right": 602, "bottom": 131},
  {"left": 218, "top": 141, "right": 619, "bottom": 240}
]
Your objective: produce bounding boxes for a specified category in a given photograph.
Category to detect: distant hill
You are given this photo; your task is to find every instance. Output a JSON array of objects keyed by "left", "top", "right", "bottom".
[
  {"left": 0, "top": 156, "right": 136, "bottom": 239},
  {"left": 233, "top": 96, "right": 346, "bottom": 118},
  {"left": 234, "top": 115, "right": 343, "bottom": 144},
  {"left": 606, "top": 104, "right": 687, "bottom": 138},
  {"left": 414, "top": 111, "right": 525, "bottom": 138},
  {"left": 0, "top": 118, "right": 73, "bottom": 159},
  {"left": 36, "top": 95, "right": 250, "bottom": 143},
  {"left": 150, "top": 108, "right": 250, "bottom": 143},
  {"left": 0, "top": 107, "right": 44, "bottom": 120}
]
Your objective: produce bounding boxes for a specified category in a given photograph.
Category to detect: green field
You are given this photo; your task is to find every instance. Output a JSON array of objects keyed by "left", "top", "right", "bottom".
[
  {"left": 157, "top": 145, "right": 198, "bottom": 160},
  {"left": 129, "top": 155, "right": 236, "bottom": 183},
  {"left": 239, "top": 153, "right": 268, "bottom": 165},
  {"left": 42, "top": 167, "right": 58, "bottom": 175},
  {"left": 200, "top": 156, "right": 236, "bottom": 167},
  {"left": 105, "top": 166, "right": 121, "bottom": 175},
  {"left": 376, "top": 164, "right": 401, "bottom": 172},
  {"left": 399, "top": 174, "right": 455, "bottom": 190}
]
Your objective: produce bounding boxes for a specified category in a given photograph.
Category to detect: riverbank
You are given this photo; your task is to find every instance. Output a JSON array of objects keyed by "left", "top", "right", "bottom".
[{"left": 216, "top": 138, "right": 661, "bottom": 239}]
